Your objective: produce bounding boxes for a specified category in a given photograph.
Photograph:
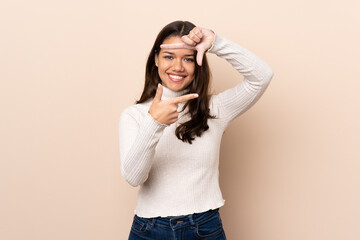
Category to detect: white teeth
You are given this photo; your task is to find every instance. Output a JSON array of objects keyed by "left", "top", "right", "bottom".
[{"left": 169, "top": 74, "right": 185, "bottom": 80}]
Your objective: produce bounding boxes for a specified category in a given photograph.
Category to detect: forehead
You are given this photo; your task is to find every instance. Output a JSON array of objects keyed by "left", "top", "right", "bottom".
[{"left": 160, "top": 36, "right": 194, "bottom": 55}]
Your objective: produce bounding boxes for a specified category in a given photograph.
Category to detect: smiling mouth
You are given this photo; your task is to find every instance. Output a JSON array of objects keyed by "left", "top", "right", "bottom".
[{"left": 168, "top": 73, "right": 186, "bottom": 82}]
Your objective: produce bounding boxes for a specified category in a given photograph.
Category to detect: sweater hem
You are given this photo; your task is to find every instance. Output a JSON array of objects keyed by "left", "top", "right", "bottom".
[{"left": 134, "top": 200, "right": 226, "bottom": 218}]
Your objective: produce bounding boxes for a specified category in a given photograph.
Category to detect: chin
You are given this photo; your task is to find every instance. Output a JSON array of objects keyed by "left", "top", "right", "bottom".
[
  {"left": 169, "top": 86, "right": 183, "bottom": 92},
  {"left": 164, "top": 83, "right": 183, "bottom": 91}
]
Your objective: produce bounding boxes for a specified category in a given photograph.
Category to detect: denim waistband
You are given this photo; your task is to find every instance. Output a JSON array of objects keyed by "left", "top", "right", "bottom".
[{"left": 134, "top": 208, "right": 219, "bottom": 230}]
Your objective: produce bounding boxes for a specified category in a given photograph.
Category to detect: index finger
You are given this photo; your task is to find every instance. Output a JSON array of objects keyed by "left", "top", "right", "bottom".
[
  {"left": 160, "top": 43, "right": 196, "bottom": 50},
  {"left": 170, "top": 93, "right": 199, "bottom": 104}
]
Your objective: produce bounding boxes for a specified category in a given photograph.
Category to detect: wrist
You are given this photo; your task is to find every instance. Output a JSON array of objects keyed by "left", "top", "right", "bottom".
[{"left": 206, "top": 29, "right": 216, "bottom": 53}]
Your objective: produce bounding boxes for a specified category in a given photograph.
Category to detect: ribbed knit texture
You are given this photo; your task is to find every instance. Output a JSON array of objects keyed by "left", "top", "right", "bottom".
[{"left": 118, "top": 34, "right": 274, "bottom": 218}]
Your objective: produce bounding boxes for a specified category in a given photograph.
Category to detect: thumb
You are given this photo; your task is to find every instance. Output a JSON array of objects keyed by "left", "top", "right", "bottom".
[
  {"left": 196, "top": 48, "right": 205, "bottom": 66},
  {"left": 154, "top": 83, "right": 163, "bottom": 102}
]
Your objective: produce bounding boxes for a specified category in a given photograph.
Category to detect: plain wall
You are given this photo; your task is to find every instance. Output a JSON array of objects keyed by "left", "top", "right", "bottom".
[{"left": 1, "top": 0, "right": 360, "bottom": 239}]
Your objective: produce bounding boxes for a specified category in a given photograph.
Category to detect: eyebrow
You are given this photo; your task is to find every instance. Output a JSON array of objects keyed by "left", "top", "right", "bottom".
[{"left": 163, "top": 51, "right": 194, "bottom": 57}]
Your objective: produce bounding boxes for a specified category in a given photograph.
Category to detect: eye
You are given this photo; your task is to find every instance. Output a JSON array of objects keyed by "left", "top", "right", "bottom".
[
  {"left": 184, "top": 58, "right": 194, "bottom": 62},
  {"left": 164, "top": 56, "right": 173, "bottom": 60}
]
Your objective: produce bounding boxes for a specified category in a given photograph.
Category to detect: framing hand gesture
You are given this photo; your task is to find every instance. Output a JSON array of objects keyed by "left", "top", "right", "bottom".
[{"left": 160, "top": 27, "right": 215, "bottom": 66}]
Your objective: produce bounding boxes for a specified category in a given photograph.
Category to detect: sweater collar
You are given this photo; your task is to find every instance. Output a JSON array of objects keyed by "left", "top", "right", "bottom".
[{"left": 161, "top": 85, "right": 190, "bottom": 100}]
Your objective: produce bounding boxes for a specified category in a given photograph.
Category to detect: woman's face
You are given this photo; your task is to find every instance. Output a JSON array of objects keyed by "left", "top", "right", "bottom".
[{"left": 155, "top": 36, "right": 195, "bottom": 92}]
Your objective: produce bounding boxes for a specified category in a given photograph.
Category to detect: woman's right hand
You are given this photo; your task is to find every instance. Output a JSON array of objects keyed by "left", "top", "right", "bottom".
[{"left": 148, "top": 84, "right": 199, "bottom": 125}]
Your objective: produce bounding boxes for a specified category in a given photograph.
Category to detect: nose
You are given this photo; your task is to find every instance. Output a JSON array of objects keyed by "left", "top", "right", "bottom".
[{"left": 172, "top": 59, "right": 184, "bottom": 72}]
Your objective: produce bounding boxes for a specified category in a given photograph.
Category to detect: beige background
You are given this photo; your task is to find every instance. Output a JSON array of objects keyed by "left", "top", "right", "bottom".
[{"left": 1, "top": 0, "right": 360, "bottom": 239}]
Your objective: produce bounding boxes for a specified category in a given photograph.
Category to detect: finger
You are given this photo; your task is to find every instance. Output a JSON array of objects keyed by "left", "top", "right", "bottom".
[
  {"left": 192, "top": 27, "right": 203, "bottom": 39},
  {"left": 169, "top": 117, "right": 178, "bottom": 124},
  {"left": 181, "top": 35, "right": 196, "bottom": 46},
  {"left": 188, "top": 32, "right": 201, "bottom": 43},
  {"left": 171, "top": 93, "right": 199, "bottom": 104},
  {"left": 154, "top": 83, "right": 163, "bottom": 102},
  {"left": 160, "top": 43, "right": 196, "bottom": 50},
  {"left": 171, "top": 112, "right": 179, "bottom": 119},
  {"left": 196, "top": 48, "right": 205, "bottom": 66}
]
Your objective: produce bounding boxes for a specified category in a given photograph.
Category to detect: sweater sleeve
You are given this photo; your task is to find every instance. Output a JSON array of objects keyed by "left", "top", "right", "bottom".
[
  {"left": 208, "top": 34, "right": 274, "bottom": 124},
  {"left": 118, "top": 108, "right": 167, "bottom": 187}
]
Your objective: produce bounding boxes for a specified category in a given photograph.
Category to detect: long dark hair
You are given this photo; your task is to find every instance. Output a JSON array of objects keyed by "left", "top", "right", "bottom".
[{"left": 136, "top": 20, "right": 215, "bottom": 144}]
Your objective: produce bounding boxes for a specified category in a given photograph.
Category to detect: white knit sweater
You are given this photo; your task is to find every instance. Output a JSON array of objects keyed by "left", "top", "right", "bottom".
[{"left": 118, "top": 34, "right": 274, "bottom": 218}]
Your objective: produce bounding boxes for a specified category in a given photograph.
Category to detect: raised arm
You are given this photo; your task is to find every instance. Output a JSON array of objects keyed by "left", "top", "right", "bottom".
[
  {"left": 161, "top": 27, "right": 274, "bottom": 124},
  {"left": 208, "top": 33, "right": 274, "bottom": 124}
]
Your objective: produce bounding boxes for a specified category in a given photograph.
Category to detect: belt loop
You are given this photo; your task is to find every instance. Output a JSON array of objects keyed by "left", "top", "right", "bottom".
[
  {"left": 151, "top": 217, "right": 156, "bottom": 227},
  {"left": 188, "top": 213, "right": 195, "bottom": 226},
  {"left": 147, "top": 217, "right": 156, "bottom": 228}
]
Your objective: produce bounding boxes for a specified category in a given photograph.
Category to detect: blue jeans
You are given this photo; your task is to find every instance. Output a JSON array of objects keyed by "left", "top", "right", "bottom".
[{"left": 128, "top": 208, "right": 226, "bottom": 240}]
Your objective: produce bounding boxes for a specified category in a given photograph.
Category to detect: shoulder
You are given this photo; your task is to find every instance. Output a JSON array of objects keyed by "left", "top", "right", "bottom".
[{"left": 119, "top": 100, "right": 152, "bottom": 124}]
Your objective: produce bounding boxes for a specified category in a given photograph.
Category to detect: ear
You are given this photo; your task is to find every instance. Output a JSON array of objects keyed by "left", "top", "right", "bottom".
[{"left": 154, "top": 53, "right": 159, "bottom": 67}]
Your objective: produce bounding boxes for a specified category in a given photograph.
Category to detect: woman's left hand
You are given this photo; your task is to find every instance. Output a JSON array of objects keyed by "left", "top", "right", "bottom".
[{"left": 160, "top": 26, "right": 215, "bottom": 66}]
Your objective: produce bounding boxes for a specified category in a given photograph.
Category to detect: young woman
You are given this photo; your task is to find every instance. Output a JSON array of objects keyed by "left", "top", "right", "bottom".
[{"left": 119, "top": 20, "right": 274, "bottom": 239}]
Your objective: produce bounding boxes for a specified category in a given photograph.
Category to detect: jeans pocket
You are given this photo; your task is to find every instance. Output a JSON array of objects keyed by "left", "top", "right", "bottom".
[
  {"left": 131, "top": 215, "right": 149, "bottom": 235},
  {"left": 195, "top": 212, "right": 223, "bottom": 239}
]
